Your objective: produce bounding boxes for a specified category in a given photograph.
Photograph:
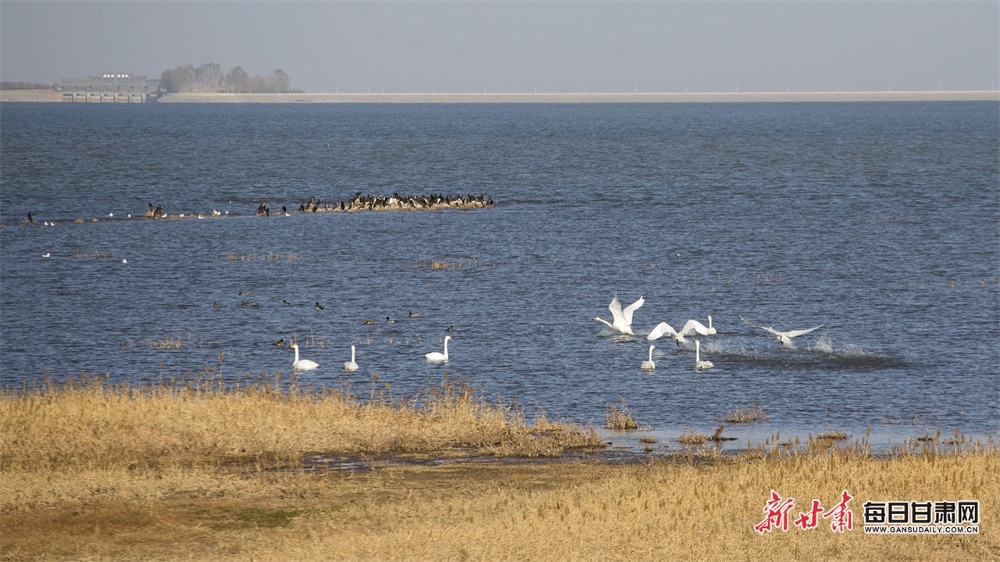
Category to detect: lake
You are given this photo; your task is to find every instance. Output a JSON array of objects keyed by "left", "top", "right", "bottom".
[{"left": 2, "top": 100, "right": 997, "bottom": 451}]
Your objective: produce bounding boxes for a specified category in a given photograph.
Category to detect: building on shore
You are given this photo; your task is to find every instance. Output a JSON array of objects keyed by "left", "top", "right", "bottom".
[{"left": 59, "top": 73, "right": 161, "bottom": 103}]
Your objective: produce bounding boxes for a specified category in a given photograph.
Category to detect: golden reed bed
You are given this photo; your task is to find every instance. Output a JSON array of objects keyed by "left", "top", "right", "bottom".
[{"left": 2, "top": 374, "right": 996, "bottom": 560}]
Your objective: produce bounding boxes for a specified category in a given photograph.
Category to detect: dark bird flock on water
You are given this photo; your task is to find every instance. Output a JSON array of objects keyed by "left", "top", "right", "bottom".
[{"left": 15, "top": 192, "right": 494, "bottom": 227}]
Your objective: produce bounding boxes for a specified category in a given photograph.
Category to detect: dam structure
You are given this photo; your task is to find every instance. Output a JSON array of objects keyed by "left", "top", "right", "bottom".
[{"left": 59, "top": 73, "right": 160, "bottom": 103}]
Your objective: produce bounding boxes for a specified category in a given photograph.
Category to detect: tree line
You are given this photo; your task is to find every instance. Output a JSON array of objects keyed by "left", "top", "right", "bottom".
[{"left": 158, "top": 63, "right": 295, "bottom": 94}]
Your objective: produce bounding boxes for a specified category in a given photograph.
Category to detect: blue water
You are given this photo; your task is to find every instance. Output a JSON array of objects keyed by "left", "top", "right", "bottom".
[{"left": 2, "top": 101, "right": 998, "bottom": 450}]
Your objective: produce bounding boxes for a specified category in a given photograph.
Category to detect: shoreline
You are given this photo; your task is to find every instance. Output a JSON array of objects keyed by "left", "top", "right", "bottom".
[
  {"left": 158, "top": 90, "right": 1000, "bottom": 103},
  {"left": 3, "top": 89, "right": 998, "bottom": 104}
]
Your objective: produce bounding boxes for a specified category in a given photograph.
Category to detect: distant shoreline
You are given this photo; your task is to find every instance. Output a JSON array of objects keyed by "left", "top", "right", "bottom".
[{"left": 3, "top": 89, "right": 998, "bottom": 104}]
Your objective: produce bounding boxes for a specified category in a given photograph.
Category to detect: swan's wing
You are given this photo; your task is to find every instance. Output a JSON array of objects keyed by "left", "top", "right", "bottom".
[
  {"left": 740, "top": 315, "right": 781, "bottom": 336},
  {"left": 647, "top": 322, "right": 677, "bottom": 341},
  {"left": 621, "top": 296, "right": 644, "bottom": 326},
  {"left": 681, "top": 319, "right": 709, "bottom": 336},
  {"left": 608, "top": 296, "right": 626, "bottom": 326},
  {"left": 784, "top": 324, "right": 823, "bottom": 339}
]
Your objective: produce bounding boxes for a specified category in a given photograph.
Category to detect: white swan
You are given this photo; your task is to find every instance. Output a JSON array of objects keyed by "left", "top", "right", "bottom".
[
  {"left": 682, "top": 315, "right": 717, "bottom": 336},
  {"left": 740, "top": 315, "right": 823, "bottom": 349},
  {"left": 343, "top": 345, "right": 358, "bottom": 372},
  {"left": 425, "top": 335, "right": 452, "bottom": 362},
  {"left": 695, "top": 340, "right": 714, "bottom": 371},
  {"left": 641, "top": 345, "right": 656, "bottom": 371},
  {"left": 647, "top": 321, "right": 690, "bottom": 345},
  {"left": 291, "top": 343, "right": 319, "bottom": 371},
  {"left": 594, "top": 295, "right": 644, "bottom": 335}
]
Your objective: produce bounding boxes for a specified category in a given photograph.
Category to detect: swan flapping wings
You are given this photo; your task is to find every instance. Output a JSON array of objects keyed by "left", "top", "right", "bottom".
[
  {"left": 647, "top": 321, "right": 688, "bottom": 345},
  {"left": 595, "top": 295, "right": 644, "bottom": 335},
  {"left": 679, "top": 318, "right": 714, "bottom": 337},
  {"left": 740, "top": 315, "right": 823, "bottom": 348}
]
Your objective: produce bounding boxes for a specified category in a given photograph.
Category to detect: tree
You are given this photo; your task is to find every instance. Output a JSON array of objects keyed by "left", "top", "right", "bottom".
[
  {"left": 194, "top": 63, "right": 223, "bottom": 90},
  {"left": 225, "top": 66, "right": 249, "bottom": 93},
  {"left": 273, "top": 69, "right": 291, "bottom": 93}
]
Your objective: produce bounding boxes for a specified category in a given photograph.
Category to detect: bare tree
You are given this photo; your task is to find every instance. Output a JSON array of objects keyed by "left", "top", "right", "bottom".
[
  {"left": 273, "top": 69, "right": 291, "bottom": 93},
  {"left": 225, "top": 66, "right": 249, "bottom": 93}
]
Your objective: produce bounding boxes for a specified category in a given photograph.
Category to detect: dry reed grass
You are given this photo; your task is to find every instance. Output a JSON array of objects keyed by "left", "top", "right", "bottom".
[
  {"left": 2, "top": 377, "right": 997, "bottom": 560},
  {"left": 2, "top": 432, "right": 995, "bottom": 561},
  {"left": 147, "top": 334, "right": 184, "bottom": 349},
  {"left": 677, "top": 426, "right": 709, "bottom": 446},
  {"left": 817, "top": 429, "right": 850, "bottom": 442},
  {"left": 724, "top": 403, "right": 772, "bottom": 424},
  {"left": 605, "top": 398, "right": 638, "bottom": 430},
  {"left": 0, "top": 373, "right": 603, "bottom": 477}
]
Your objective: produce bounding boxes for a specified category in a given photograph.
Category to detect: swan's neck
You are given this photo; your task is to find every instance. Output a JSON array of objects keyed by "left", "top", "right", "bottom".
[
  {"left": 695, "top": 342, "right": 700, "bottom": 361},
  {"left": 294, "top": 346, "right": 300, "bottom": 363},
  {"left": 443, "top": 339, "right": 449, "bottom": 358},
  {"left": 351, "top": 347, "right": 355, "bottom": 361},
  {"left": 594, "top": 317, "right": 612, "bottom": 329}
]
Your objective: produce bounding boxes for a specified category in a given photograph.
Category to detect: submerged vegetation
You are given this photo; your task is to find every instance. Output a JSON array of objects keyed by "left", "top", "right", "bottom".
[{"left": 1, "top": 375, "right": 997, "bottom": 560}]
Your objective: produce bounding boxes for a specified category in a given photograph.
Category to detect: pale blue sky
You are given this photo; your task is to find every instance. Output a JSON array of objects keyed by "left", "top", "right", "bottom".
[{"left": 2, "top": 1, "right": 997, "bottom": 93}]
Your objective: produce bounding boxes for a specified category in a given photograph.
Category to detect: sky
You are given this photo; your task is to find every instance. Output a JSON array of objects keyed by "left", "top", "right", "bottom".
[{"left": 2, "top": 1, "right": 998, "bottom": 94}]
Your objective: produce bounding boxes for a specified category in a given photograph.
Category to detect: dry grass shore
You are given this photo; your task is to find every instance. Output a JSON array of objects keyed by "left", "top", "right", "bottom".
[
  {"left": 4, "top": 89, "right": 999, "bottom": 104},
  {"left": 2, "top": 374, "right": 997, "bottom": 561}
]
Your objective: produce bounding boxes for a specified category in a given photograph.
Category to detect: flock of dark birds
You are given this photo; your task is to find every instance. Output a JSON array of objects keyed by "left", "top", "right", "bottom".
[
  {"left": 254, "top": 192, "right": 494, "bottom": 216},
  {"left": 19, "top": 192, "right": 494, "bottom": 226}
]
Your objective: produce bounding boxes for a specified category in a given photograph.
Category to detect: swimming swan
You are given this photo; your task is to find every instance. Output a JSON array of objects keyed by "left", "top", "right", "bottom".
[
  {"left": 695, "top": 340, "right": 714, "bottom": 370},
  {"left": 641, "top": 345, "right": 656, "bottom": 371},
  {"left": 291, "top": 343, "right": 319, "bottom": 371},
  {"left": 647, "top": 321, "right": 693, "bottom": 346},
  {"left": 343, "top": 345, "right": 359, "bottom": 372},
  {"left": 425, "top": 335, "right": 452, "bottom": 362},
  {"left": 594, "top": 295, "right": 644, "bottom": 335},
  {"left": 740, "top": 315, "right": 823, "bottom": 349}
]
